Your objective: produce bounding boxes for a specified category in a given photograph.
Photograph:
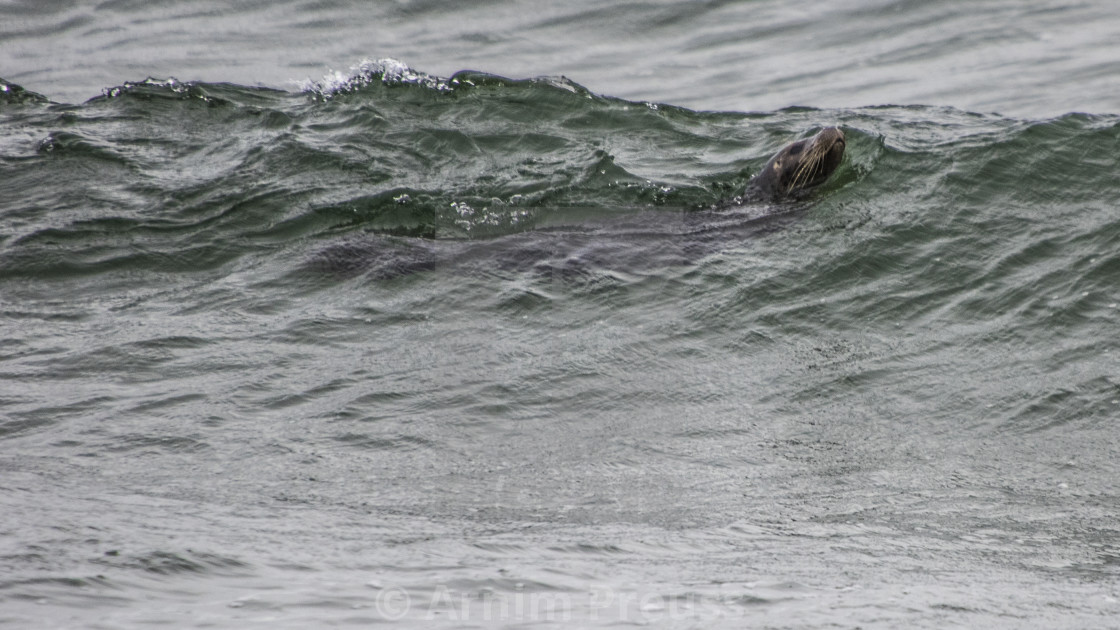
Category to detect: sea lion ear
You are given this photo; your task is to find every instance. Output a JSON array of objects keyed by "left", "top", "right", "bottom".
[{"left": 772, "top": 160, "right": 782, "bottom": 171}]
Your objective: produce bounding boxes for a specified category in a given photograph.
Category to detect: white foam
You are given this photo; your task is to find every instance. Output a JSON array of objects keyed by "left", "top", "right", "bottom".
[
  {"left": 102, "top": 77, "right": 187, "bottom": 99},
  {"left": 298, "top": 58, "right": 451, "bottom": 98}
]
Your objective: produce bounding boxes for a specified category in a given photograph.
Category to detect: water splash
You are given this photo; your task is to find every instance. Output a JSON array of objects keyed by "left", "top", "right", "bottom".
[
  {"left": 102, "top": 77, "right": 184, "bottom": 98},
  {"left": 298, "top": 57, "right": 452, "bottom": 98}
]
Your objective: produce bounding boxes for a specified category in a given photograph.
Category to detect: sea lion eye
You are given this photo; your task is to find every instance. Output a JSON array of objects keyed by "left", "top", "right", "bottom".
[{"left": 788, "top": 144, "right": 802, "bottom": 155}]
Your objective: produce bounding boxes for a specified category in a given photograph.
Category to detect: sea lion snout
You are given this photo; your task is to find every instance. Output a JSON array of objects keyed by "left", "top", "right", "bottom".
[{"left": 743, "top": 126, "right": 846, "bottom": 200}]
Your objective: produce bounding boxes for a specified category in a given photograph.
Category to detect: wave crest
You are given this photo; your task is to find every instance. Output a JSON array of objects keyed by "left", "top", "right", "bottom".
[
  {"left": 297, "top": 58, "right": 452, "bottom": 98},
  {"left": 0, "top": 78, "right": 49, "bottom": 105}
]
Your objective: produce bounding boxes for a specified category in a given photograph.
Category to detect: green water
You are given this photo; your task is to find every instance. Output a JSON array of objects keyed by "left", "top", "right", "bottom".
[{"left": 2, "top": 50, "right": 1120, "bottom": 630}]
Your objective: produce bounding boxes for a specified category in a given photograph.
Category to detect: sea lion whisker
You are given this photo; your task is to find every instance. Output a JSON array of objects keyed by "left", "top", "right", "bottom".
[
  {"left": 789, "top": 146, "right": 823, "bottom": 191},
  {"left": 792, "top": 140, "right": 833, "bottom": 190},
  {"left": 743, "top": 126, "right": 845, "bottom": 201}
]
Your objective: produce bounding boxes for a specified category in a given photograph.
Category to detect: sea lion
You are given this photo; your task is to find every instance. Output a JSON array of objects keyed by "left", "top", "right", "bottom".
[
  {"left": 742, "top": 127, "right": 845, "bottom": 201},
  {"left": 311, "top": 127, "right": 848, "bottom": 280}
]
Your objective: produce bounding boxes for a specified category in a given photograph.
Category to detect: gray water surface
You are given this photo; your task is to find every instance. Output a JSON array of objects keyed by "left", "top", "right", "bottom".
[
  {"left": 2, "top": 1, "right": 1119, "bottom": 629},
  {"left": 4, "top": 0, "right": 1119, "bottom": 115}
]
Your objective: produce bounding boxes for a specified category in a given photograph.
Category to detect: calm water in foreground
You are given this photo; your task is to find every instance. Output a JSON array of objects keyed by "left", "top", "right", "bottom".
[{"left": 2, "top": 1, "right": 1120, "bottom": 628}]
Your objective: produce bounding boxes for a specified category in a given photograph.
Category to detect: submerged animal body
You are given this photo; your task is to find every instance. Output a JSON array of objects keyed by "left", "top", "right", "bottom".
[
  {"left": 742, "top": 127, "right": 846, "bottom": 201},
  {"left": 312, "top": 128, "right": 847, "bottom": 279}
]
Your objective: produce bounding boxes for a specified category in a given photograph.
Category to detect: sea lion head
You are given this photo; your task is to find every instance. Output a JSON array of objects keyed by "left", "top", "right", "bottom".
[{"left": 745, "top": 127, "right": 845, "bottom": 200}]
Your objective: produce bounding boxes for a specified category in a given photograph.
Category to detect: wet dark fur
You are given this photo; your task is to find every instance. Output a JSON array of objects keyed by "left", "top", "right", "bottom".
[
  {"left": 742, "top": 127, "right": 846, "bottom": 201},
  {"left": 307, "top": 128, "right": 846, "bottom": 280}
]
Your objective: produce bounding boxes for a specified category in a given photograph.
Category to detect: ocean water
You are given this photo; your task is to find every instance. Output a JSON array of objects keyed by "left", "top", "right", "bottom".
[{"left": 2, "top": 1, "right": 1120, "bottom": 628}]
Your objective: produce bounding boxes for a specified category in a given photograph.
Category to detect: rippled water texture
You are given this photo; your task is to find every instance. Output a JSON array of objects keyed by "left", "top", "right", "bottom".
[
  {"left": 2, "top": 1, "right": 1120, "bottom": 629},
  {"left": 4, "top": 0, "right": 1120, "bottom": 116}
]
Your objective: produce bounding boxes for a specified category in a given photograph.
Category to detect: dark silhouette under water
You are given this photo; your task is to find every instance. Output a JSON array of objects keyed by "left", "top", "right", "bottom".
[{"left": 308, "top": 128, "right": 847, "bottom": 280}]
